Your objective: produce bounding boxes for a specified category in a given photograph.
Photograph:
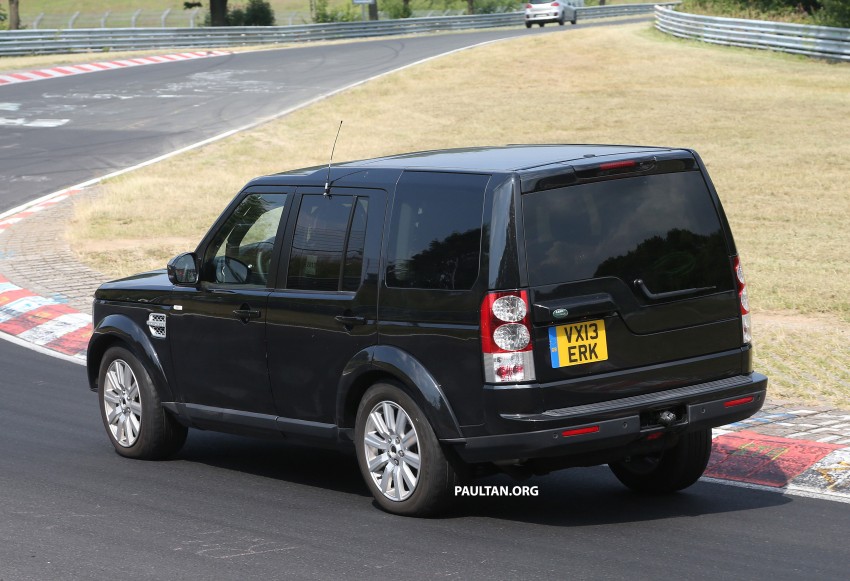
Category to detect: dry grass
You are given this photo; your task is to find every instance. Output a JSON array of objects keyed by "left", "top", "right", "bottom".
[{"left": 68, "top": 23, "right": 850, "bottom": 405}]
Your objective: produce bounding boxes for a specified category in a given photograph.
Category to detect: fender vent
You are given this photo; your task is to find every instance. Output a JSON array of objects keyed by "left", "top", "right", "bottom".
[{"left": 147, "top": 313, "right": 167, "bottom": 339}]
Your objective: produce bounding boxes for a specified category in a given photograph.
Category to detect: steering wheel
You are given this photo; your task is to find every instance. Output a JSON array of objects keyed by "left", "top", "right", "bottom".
[{"left": 254, "top": 241, "right": 275, "bottom": 279}]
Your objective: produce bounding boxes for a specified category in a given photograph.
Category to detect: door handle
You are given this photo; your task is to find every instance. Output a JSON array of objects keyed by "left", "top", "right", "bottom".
[
  {"left": 233, "top": 305, "right": 261, "bottom": 323},
  {"left": 335, "top": 314, "right": 368, "bottom": 326}
]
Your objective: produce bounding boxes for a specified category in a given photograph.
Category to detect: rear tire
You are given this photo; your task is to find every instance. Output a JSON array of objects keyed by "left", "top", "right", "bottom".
[
  {"left": 355, "top": 382, "right": 459, "bottom": 516},
  {"left": 525, "top": 22, "right": 532, "bottom": 29},
  {"left": 98, "top": 346, "right": 187, "bottom": 460},
  {"left": 609, "top": 428, "right": 712, "bottom": 494},
  {"left": 539, "top": 22, "right": 545, "bottom": 27}
]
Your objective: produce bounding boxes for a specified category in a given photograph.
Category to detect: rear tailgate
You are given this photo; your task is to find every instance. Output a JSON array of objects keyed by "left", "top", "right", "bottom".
[{"left": 520, "top": 154, "right": 743, "bottom": 406}]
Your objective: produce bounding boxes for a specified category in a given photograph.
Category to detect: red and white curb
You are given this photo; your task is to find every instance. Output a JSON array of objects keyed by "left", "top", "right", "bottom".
[
  {"left": 0, "top": 274, "right": 91, "bottom": 361},
  {"left": 706, "top": 422, "right": 850, "bottom": 502},
  {"left": 0, "top": 187, "right": 92, "bottom": 362},
  {"left": 0, "top": 188, "right": 82, "bottom": 234},
  {"left": 0, "top": 50, "right": 231, "bottom": 87}
]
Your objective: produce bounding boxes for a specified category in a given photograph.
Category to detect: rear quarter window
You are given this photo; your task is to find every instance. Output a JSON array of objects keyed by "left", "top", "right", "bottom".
[
  {"left": 522, "top": 171, "right": 733, "bottom": 293},
  {"left": 386, "top": 172, "right": 489, "bottom": 290}
]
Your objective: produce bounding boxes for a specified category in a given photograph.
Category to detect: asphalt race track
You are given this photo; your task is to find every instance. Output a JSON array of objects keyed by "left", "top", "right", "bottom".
[
  {"left": 1, "top": 22, "right": 849, "bottom": 580},
  {"left": 2, "top": 339, "right": 849, "bottom": 579}
]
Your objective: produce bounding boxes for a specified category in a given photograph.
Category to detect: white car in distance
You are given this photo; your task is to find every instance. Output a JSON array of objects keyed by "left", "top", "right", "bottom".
[{"left": 524, "top": 0, "right": 581, "bottom": 28}]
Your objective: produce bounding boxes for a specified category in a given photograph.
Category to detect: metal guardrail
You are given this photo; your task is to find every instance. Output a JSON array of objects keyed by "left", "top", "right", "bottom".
[
  {"left": 655, "top": 6, "right": 850, "bottom": 61},
  {"left": 0, "top": 4, "right": 673, "bottom": 57}
]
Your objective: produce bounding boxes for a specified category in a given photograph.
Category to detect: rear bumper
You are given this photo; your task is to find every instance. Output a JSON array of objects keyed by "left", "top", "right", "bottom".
[
  {"left": 444, "top": 372, "right": 767, "bottom": 464},
  {"left": 525, "top": 12, "right": 564, "bottom": 23}
]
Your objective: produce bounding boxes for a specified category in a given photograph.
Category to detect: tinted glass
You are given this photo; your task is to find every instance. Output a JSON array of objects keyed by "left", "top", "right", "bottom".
[
  {"left": 287, "top": 195, "right": 352, "bottom": 291},
  {"left": 522, "top": 172, "right": 732, "bottom": 293},
  {"left": 203, "top": 193, "right": 287, "bottom": 286},
  {"left": 386, "top": 172, "right": 488, "bottom": 290},
  {"left": 342, "top": 198, "right": 369, "bottom": 292}
]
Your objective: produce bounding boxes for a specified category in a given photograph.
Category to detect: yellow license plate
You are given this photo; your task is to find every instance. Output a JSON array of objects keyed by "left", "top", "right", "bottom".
[{"left": 548, "top": 319, "right": 609, "bottom": 368}]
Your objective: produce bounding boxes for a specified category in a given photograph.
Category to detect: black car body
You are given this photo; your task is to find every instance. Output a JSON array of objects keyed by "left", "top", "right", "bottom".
[{"left": 88, "top": 145, "right": 767, "bottom": 515}]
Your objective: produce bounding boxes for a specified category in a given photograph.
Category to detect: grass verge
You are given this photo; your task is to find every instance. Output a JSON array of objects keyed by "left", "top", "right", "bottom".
[{"left": 68, "top": 23, "right": 850, "bottom": 406}]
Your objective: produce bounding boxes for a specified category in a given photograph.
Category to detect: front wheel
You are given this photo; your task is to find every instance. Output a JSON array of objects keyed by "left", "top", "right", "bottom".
[
  {"left": 525, "top": 22, "right": 532, "bottom": 29},
  {"left": 355, "top": 383, "right": 458, "bottom": 516},
  {"left": 609, "top": 428, "right": 712, "bottom": 494},
  {"left": 98, "top": 346, "right": 187, "bottom": 460}
]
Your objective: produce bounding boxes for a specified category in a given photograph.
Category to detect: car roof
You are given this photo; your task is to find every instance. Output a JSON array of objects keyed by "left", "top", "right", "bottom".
[{"left": 271, "top": 144, "right": 679, "bottom": 176}]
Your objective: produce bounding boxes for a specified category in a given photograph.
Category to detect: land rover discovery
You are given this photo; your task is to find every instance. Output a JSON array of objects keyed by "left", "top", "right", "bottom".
[{"left": 87, "top": 144, "right": 767, "bottom": 516}]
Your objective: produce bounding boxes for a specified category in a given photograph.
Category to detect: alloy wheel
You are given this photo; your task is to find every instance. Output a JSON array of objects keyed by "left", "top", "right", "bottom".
[
  {"left": 362, "top": 401, "right": 421, "bottom": 501},
  {"left": 102, "top": 359, "right": 142, "bottom": 447}
]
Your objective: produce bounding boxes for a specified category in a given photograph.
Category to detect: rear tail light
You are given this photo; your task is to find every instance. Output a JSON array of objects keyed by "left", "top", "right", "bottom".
[
  {"left": 481, "top": 290, "right": 536, "bottom": 383},
  {"left": 526, "top": 3, "right": 532, "bottom": 7},
  {"left": 734, "top": 255, "right": 752, "bottom": 344},
  {"left": 552, "top": 2, "right": 560, "bottom": 5}
]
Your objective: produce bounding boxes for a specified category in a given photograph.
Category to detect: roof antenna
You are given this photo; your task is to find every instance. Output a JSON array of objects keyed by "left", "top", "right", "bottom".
[{"left": 324, "top": 120, "right": 343, "bottom": 197}]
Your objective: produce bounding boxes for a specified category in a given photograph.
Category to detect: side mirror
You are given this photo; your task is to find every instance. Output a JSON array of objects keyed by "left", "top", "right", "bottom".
[{"left": 167, "top": 252, "right": 199, "bottom": 286}]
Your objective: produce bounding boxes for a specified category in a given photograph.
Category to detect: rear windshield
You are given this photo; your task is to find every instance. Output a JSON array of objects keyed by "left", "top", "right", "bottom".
[{"left": 522, "top": 171, "right": 733, "bottom": 293}]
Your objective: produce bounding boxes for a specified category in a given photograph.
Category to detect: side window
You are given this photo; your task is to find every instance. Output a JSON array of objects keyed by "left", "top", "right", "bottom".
[
  {"left": 287, "top": 195, "right": 369, "bottom": 292},
  {"left": 386, "top": 172, "right": 488, "bottom": 290},
  {"left": 202, "top": 193, "right": 288, "bottom": 287}
]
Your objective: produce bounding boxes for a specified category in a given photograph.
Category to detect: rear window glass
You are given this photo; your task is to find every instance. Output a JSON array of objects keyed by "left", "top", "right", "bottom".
[
  {"left": 522, "top": 172, "right": 733, "bottom": 293},
  {"left": 386, "top": 172, "right": 488, "bottom": 290}
]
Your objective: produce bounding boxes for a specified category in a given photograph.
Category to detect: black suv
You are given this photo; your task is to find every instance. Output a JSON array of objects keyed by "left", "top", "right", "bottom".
[{"left": 87, "top": 145, "right": 767, "bottom": 516}]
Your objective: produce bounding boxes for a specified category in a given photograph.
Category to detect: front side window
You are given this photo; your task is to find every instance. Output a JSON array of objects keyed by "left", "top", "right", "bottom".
[
  {"left": 287, "top": 195, "right": 369, "bottom": 292},
  {"left": 385, "top": 172, "right": 488, "bottom": 290},
  {"left": 202, "top": 193, "right": 288, "bottom": 287}
]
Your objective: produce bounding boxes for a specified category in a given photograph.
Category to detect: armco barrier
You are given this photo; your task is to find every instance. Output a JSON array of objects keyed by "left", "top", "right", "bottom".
[
  {"left": 655, "top": 6, "right": 850, "bottom": 61},
  {"left": 0, "top": 5, "right": 676, "bottom": 56}
]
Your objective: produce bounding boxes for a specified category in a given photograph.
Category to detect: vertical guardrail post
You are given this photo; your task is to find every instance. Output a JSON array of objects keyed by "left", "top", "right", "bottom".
[
  {"left": 161, "top": 9, "right": 172, "bottom": 28},
  {"left": 189, "top": 8, "right": 200, "bottom": 28},
  {"left": 33, "top": 13, "right": 45, "bottom": 29},
  {"left": 68, "top": 11, "right": 80, "bottom": 29},
  {"left": 101, "top": 11, "right": 111, "bottom": 28},
  {"left": 131, "top": 9, "right": 142, "bottom": 28}
]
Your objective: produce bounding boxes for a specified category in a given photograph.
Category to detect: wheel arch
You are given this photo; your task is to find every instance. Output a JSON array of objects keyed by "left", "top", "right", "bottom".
[
  {"left": 87, "top": 313, "right": 174, "bottom": 402},
  {"left": 337, "top": 345, "right": 463, "bottom": 440}
]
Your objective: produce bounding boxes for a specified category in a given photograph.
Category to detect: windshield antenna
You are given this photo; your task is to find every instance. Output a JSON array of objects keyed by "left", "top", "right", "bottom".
[{"left": 324, "top": 121, "right": 343, "bottom": 197}]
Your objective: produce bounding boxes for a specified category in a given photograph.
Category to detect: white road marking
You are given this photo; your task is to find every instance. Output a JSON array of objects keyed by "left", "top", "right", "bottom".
[{"left": 0, "top": 117, "right": 69, "bottom": 128}]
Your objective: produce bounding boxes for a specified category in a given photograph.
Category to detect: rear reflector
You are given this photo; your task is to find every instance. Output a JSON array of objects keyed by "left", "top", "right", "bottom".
[
  {"left": 561, "top": 426, "right": 600, "bottom": 438},
  {"left": 724, "top": 396, "right": 755, "bottom": 408}
]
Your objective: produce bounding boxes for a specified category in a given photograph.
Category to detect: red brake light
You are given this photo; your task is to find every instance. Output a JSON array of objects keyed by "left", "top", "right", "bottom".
[
  {"left": 481, "top": 291, "right": 536, "bottom": 383},
  {"left": 599, "top": 160, "right": 637, "bottom": 171},
  {"left": 552, "top": 2, "right": 560, "bottom": 6},
  {"left": 526, "top": 3, "right": 532, "bottom": 7}
]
